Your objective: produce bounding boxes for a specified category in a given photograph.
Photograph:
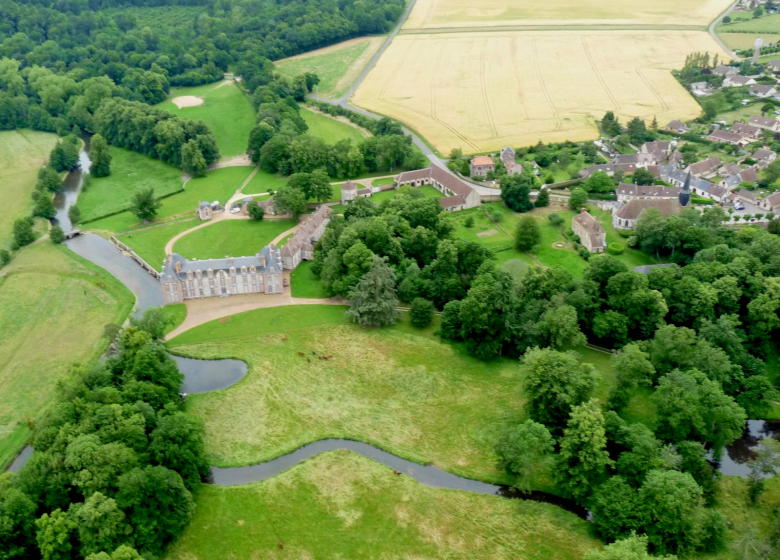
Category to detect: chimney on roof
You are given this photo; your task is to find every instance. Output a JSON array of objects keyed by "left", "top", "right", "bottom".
[
  {"left": 175, "top": 262, "right": 181, "bottom": 274},
  {"left": 228, "top": 257, "right": 233, "bottom": 265}
]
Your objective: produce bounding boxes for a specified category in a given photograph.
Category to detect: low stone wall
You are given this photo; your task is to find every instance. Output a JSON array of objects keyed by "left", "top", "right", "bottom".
[{"left": 110, "top": 236, "right": 162, "bottom": 279}]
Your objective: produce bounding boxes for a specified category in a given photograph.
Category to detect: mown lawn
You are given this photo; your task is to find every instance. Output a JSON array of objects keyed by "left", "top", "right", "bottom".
[
  {"left": 241, "top": 168, "right": 288, "bottom": 194},
  {"left": 158, "top": 81, "right": 255, "bottom": 158},
  {"left": 0, "top": 129, "right": 59, "bottom": 248},
  {"left": 169, "top": 306, "right": 617, "bottom": 486},
  {"left": 290, "top": 260, "right": 329, "bottom": 298},
  {"left": 716, "top": 104, "right": 767, "bottom": 125},
  {"left": 77, "top": 147, "right": 183, "bottom": 222},
  {"left": 119, "top": 219, "right": 199, "bottom": 270},
  {"left": 173, "top": 219, "right": 296, "bottom": 260},
  {"left": 165, "top": 451, "right": 601, "bottom": 560},
  {"left": 371, "top": 184, "right": 442, "bottom": 204},
  {"left": 161, "top": 303, "right": 187, "bottom": 336},
  {"left": 0, "top": 243, "right": 134, "bottom": 469},
  {"left": 717, "top": 12, "right": 780, "bottom": 33},
  {"left": 84, "top": 167, "right": 256, "bottom": 234},
  {"left": 301, "top": 107, "right": 366, "bottom": 144}
]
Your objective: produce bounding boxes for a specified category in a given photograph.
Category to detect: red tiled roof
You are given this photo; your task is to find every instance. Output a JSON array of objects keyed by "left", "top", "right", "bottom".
[{"left": 471, "top": 156, "right": 494, "bottom": 166}]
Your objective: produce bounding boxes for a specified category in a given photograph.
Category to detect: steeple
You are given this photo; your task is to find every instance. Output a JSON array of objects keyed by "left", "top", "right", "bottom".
[{"left": 680, "top": 171, "right": 692, "bottom": 207}]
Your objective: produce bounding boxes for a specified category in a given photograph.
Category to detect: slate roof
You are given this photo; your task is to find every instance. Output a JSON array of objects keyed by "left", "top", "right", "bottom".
[
  {"left": 688, "top": 156, "right": 721, "bottom": 175},
  {"left": 737, "top": 189, "right": 758, "bottom": 202},
  {"left": 572, "top": 210, "right": 605, "bottom": 233},
  {"left": 616, "top": 183, "right": 681, "bottom": 198},
  {"left": 280, "top": 205, "right": 331, "bottom": 258},
  {"left": 709, "top": 130, "right": 744, "bottom": 144},
  {"left": 162, "top": 245, "right": 282, "bottom": 283},
  {"left": 397, "top": 166, "right": 476, "bottom": 200},
  {"left": 749, "top": 116, "right": 779, "bottom": 128},
  {"left": 614, "top": 199, "right": 682, "bottom": 220},
  {"left": 754, "top": 148, "right": 777, "bottom": 161},
  {"left": 342, "top": 180, "right": 358, "bottom": 192}
]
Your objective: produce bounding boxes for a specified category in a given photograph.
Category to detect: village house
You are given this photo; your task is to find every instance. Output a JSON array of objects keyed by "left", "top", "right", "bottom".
[
  {"left": 160, "top": 245, "right": 284, "bottom": 304},
  {"left": 713, "top": 65, "right": 739, "bottom": 76},
  {"left": 613, "top": 152, "right": 658, "bottom": 167},
  {"left": 750, "top": 83, "right": 777, "bottom": 98},
  {"left": 719, "top": 167, "right": 759, "bottom": 190},
  {"left": 665, "top": 120, "right": 690, "bottom": 133},
  {"left": 500, "top": 146, "right": 523, "bottom": 175},
  {"left": 736, "top": 189, "right": 759, "bottom": 205},
  {"left": 580, "top": 163, "right": 639, "bottom": 179},
  {"left": 687, "top": 156, "right": 721, "bottom": 176},
  {"left": 767, "top": 59, "right": 780, "bottom": 73},
  {"left": 197, "top": 201, "right": 212, "bottom": 221},
  {"left": 661, "top": 165, "right": 715, "bottom": 195},
  {"left": 760, "top": 191, "right": 780, "bottom": 211},
  {"left": 255, "top": 197, "right": 291, "bottom": 219},
  {"left": 708, "top": 129, "right": 748, "bottom": 146},
  {"left": 749, "top": 115, "right": 780, "bottom": 131},
  {"left": 690, "top": 82, "right": 713, "bottom": 96},
  {"left": 731, "top": 122, "right": 762, "bottom": 140},
  {"left": 702, "top": 183, "right": 731, "bottom": 203},
  {"left": 754, "top": 148, "right": 778, "bottom": 163},
  {"left": 238, "top": 197, "right": 254, "bottom": 215},
  {"left": 718, "top": 162, "right": 742, "bottom": 177},
  {"left": 571, "top": 209, "right": 606, "bottom": 253},
  {"left": 280, "top": 205, "right": 331, "bottom": 270},
  {"left": 641, "top": 141, "right": 673, "bottom": 156},
  {"left": 616, "top": 183, "right": 681, "bottom": 202},
  {"left": 724, "top": 75, "right": 757, "bottom": 87},
  {"left": 612, "top": 173, "right": 691, "bottom": 229},
  {"left": 397, "top": 165, "right": 481, "bottom": 211},
  {"left": 470, "top": 155, "right": 495, "bottom": 177}
]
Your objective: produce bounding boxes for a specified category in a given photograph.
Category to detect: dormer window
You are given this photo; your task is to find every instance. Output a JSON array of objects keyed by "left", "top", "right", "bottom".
[
  {"left": 230, "top": 267, "right": 236, "bottom": 274},
  {"left": 250, "top": 266, "right": 256, "bottom": 273},
  {"left": 196, "top": 270, "right": 202, "bottom": 278},
  {"left": 187, "top": 271, "right": 193, "bottom": 279},
  {"left": 208, "top": 269, "right": 213, "bottom": 277},
  {"left": 241, "top": 266, "right": 247, "bottom": 273}
]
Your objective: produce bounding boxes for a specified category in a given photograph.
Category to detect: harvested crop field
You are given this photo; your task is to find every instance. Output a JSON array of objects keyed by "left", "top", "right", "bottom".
[
  {"left": 403, "top": 0, "right": 733, "bottom": 30},
  {"left": 353, "top": 30, "right": 727, "bottom": 153}
]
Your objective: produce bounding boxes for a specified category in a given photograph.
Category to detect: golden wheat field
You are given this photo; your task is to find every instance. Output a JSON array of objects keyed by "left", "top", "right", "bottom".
[
  {"left": 404, "top": 0, "right": 734, "bottom": 30},
  {"left": 353, "top": 30, "right": 728, "bottom": 153}
]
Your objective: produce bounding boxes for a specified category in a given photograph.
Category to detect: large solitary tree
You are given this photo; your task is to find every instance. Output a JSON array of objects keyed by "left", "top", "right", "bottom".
[
  {"left": 131, "top": 187, "right": 162, "bottom": 222},
  {"left": 346, "top": 255, "right": 401, "bottom": 327}
]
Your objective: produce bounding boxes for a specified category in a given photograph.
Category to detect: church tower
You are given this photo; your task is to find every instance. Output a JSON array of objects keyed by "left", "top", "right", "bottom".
[{"left": 680, "top": 171, "right": 692, "bottom": 208}]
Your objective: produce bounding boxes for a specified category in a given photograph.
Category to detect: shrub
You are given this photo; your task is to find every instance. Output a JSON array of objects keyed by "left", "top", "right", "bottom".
[
  {"left": 569, "top": 188, "right": 589, "bottom": 210},
  {"left": 578, "top": 247, "right": 591, "bottom": 260},
  {"left": 50, "top": 225, "right": 65, "bottom": 244},
  {"left": 0, "top": 249, "right": 10, "bottom": 267},
  {"left": 463, "top": 215, "right": 475, "bottom": 228},
  {"left": 627, "top": 235, "right": 639, "bottom": 248},
  {"left": 490, "top": 210, "right": 503, "bottom": 222},
  {"left": 617, "top": 228, "right": 634, "bottom": 238},
  {"left": 247, "top": 201, "right": 265, "bottom": 220},
  {"left": 607, "top": 242, "right": 624, "bottom": 255},
  {"left": 548, "top": 213, "right": 565, "bottom": 228},
  {"left": 410, "top": 298, "right": 435, "bottom": 328}
]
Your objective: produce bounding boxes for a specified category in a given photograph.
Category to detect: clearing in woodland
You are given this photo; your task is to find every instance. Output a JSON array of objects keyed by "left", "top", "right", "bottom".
[
  {"left": 353, "top": 29, "right": 728, "bottom": 153},
  {"left": 275, "top": 36, "right": 385, "bottom": 99},
  {"left": 403, "top": 0, "right": 734, "bottom": 30}
]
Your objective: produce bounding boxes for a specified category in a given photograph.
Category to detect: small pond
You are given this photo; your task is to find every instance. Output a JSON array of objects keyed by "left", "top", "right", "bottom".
[
  {"left": 172, "top": 355, "right": 248, "bottom": 394},
  {"left": 710, "top": 419, "right": 780, "bottom": 478}
]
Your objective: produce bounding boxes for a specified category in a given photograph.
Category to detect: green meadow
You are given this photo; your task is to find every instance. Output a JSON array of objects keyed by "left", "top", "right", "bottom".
[
  {"left": 301, "top": 107, "right": 367, "bottom": 144},
  {"left": 173, "top": 219, "right": 297, "bottom": 261}
]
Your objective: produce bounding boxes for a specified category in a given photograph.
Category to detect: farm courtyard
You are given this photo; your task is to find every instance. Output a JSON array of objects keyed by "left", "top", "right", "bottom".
[{"left": 354, "top": 0, "right": 732, "bottom": 153}]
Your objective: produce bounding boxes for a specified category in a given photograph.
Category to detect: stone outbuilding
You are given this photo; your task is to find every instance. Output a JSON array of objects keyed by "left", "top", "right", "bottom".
[
  {"left": 397, "top": 166, "right": 481, "bottom": 212},
  {"left": 280, "top": 205, "right": 331, "bottom": 270},
  {"left": 470, "top": 155, "right": 495, "bottom": 177},
  {"left": 571, "top": 209, "right": 606, "bottom": 253},
  {"left": 341, "top": 180, "right": 358, "bottom": 204},
  {"left": 197, "top": 201, "right": 212, "bottom": 221}
]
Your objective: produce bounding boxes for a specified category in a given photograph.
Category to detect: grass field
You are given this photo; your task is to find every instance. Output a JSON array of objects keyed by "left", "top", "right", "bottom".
[
  {"left": 169, "top": 306, "right": 618, "bottom": 484},
  {"left": 161, "top": 304, "right": 187, "bottom": 335},
  {"left": 290, "top": 261, "right": 329, "bottom": 298},
  {"left": 372, "top": 184, "right": 443, "bottom": 204},
  {"left": 172, "top": 219, "right": 296, "bottom": 261},
  {"left": 241, "top": 168, "right": 288, "bottom": 195},
  {"left": 301, "top": 107, "right": 367, "bottom": 144},
  {"left": 275, "top": 37, "right": 386, "bottom": 99},
  {"left": 717, "top": 13, "right": 780, "bottom": 34},
  {"left": 119, "top": 219, "right": 199, "bottom": 270},
  {"left": 77, "top": 147, "right": 183, "bottom": 222},
  {"left": 719, "top": 32, "right": 780, "bottom": 50},
  {"left": 159, "top": 80, "right": 255, "bottom": 158},
  {"left": 404, "top": 0, "right": 733, "bottom": 29},
  {"left": 165, "top": 450, "right": 600, "bottom": 560},
  {"left": 354, "top": 30, "right": 727, "bottom": 153},
  {"left": 717, "top": 103, "right": 768, "bottom": 125},
  {"left": 0, "top": 130, "right": 59, "bottom": 248},
  {"left": 0, "top": 243, "right": 133, "bottom": 469}
]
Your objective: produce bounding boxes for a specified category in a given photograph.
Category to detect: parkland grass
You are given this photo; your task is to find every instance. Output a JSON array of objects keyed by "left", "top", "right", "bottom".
[
  {"left": 161, "top": 303, "right": 187, "bottom": 336},
  {"left": 275, "top": 36, "right": 386, "bottom": 99},
  {"left": 119, "top": 219, "right": 199, "bottom": 270},
  {"left": 77, "top": 147, "right": 183, "bottom": 222},
  {"left": 0, "top": 243, "right": 133, "bottom": 469},
  {"left": 716, "top": 13, "right": 780, "bottom": 34},
  {"left": 241, "top": 168, "right": 288, "bottom": 194},
  {"left": 355, "top": 30, "right": 726, "bottom": 153},
  {"left": 301, "top": 107, "right": 367, "bottom": 144},
  {"left": 172, "top": 219, "right": 296, "bottom": 261},
  {"left": 0, "top": 129, "right": 59, "bottom": 247},
  {"left": 290, "top": 260, "right": 329, "bottom": 298},
  {"left": 159, "top": 80, "right": 255, "bottom": 158},
  {"left": 165, "top": 451, "right": 601, "bottom": 560},
  {"left": 169, "top": 307, "right": 618, "bottom": 484}
]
